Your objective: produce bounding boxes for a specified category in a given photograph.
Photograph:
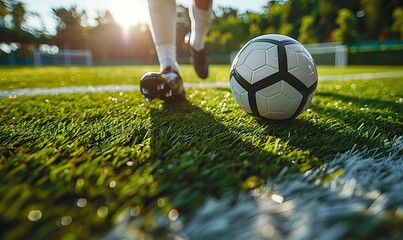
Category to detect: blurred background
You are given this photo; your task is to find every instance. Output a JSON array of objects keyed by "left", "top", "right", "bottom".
[{"left": 0, "top": 0, "right": 402, "bottom": 66}]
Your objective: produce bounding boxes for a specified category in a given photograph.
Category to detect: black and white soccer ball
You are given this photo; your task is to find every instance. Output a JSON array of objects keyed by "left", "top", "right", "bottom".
[{"left": 230, "top": 34, "right": 318, "bottom": 120}]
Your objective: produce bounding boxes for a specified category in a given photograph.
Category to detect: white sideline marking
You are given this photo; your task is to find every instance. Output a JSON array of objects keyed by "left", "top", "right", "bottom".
[{"left": 1, "top": 71, "right": 403, "bottom": 98}]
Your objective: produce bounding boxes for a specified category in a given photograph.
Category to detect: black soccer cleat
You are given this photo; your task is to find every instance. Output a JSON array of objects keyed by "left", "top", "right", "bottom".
[
  {"left": 189, "top": 46, "right": 209, "bottom": 79},
  {"left": 140, "top": 66, "right": 185, "bottom": 102}
]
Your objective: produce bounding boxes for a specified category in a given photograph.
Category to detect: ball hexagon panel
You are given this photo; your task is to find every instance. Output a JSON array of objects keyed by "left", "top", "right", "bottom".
[
  {"left": 235, "top": 64, "right": 253, "bottom": 85},
  {"left": 230, "top": 76, "right": 252, "bottom": 114},
  {"left": 256, "top": 80, "right": 303, "bottom": 120},
  {"left": 286, "top": 44, "right": 318, "bottom": 88},
  {"left": 235, "top": 42, "right": 279, "bottom": 85}
]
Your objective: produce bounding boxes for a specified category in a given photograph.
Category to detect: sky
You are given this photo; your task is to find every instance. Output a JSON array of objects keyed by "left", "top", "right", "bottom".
[{"left": 20, "top": 0, "right": 269, "bottom": 35}]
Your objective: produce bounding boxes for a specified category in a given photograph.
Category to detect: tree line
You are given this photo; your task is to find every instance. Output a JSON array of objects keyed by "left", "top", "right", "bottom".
[{"left": 0, "top": 0, "right": 402, "bottom": 64}]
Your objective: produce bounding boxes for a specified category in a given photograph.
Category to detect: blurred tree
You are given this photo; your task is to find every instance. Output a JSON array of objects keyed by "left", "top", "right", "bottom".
[
  {"left": 279, "top": 23, "right": 293, "bottom": 36},
  {"left": 281, "top": 0, "right": 318, "bottom": 38},
  {"left": 205, "top": 7, "right": 249, "bottom": 54},
  {"left": 53, "top": 6, "right": 87, "bottom": 49},
  {"left": 88, "top": 10, "right": 122, "bottom": 63},
  {"left": 360, "top": 0, "right": 382, "bottom": 39},
  {"left": 247, "top": 12, "right": 266, "bottom": 38},
  {"left": 359, "top": 0, "right": 401, "bottom": 40},
  {"left": 0, "top": 1, "right": 38, "bottom": 43},
  {"left": 127, "top": 24, "right": 155, "bottom": 63},
  {"left": 298, "top": 15, "right": 318, "bottom": 43},
  {"left": 0, "top": 0, "right": 7, "bottom": 21},
  {"left": 391, "top": 7, "right": 403, "bottom": 39},
  {"left": 333, "top": 8, "right": 358, "bottom": 43},
  {"left": 318, "top": 0, "right": 340, "bottom": 41},
  {"left": 0, "top": 0, "right": 9, "bottom": 42},
  {"left": 265, "top": 1, "right": 284, "bottom": 34},
  {"left": 10, "top": 1, "right": 24, "bottom": 31}
]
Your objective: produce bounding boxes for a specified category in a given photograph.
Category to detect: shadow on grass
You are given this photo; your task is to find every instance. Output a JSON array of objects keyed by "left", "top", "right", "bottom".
[
  {"left": 147, "top": 99, "right": 278, "bottom": 213},
  {"left": 145, "top": 89, "right": 402, "bottom": 215},
  {"left": 248, "top": 90, "right": 403, "bottom": 161},
  {"left": 107, "top": 88, "right": 401, "bottom": 238}
]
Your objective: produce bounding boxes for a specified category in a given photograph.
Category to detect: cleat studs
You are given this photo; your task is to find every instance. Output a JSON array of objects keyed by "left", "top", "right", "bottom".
[
  {"left": 141, "top": 87, "right": 149, "bottom": 94},
  {"left": 165, "top": 90, "right": 173, "bottom": 97},
  {"left": 157, "top": 83, "right": 165, "bottom": 90}
]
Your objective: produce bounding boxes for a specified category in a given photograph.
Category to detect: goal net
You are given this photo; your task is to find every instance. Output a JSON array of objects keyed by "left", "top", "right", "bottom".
[
  {"left": 304, "top": 42, "right": 348, "bottom": 67},
  {"left": 33, "top": 48, "right": 93, "bottom": 66}
]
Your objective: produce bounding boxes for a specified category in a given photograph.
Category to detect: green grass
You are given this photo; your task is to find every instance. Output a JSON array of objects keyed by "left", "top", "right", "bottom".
[
  {"left": 0, "top": 65, "right": 402, "bottom": 239},
  {"left": 1, "top": 65, "right": 402, "bottom": 90}
]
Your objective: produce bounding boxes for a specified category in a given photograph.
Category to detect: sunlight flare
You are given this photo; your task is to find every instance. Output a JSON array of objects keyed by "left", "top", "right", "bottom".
[{"left": 110, "top": 0, "right": 150, "bottom": 31}]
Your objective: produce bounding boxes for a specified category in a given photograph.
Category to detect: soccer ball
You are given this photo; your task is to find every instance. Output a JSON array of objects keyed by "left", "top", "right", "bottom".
[{"left": 230, "top": 34, "right": 318, "bottom": 120}]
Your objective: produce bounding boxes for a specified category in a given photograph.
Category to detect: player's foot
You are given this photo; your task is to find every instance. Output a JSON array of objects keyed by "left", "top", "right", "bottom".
[
  {"left": 140, "top": 66, "right": 185, "bottom": 102},
  {"left": 189, "top": 46, "right": 209, "bottom": 79}
]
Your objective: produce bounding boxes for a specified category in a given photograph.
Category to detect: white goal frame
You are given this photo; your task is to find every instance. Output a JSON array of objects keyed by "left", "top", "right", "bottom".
[
  {"left": 304, "top": 42, "right": 348, "bottom": 67},
  {"left": 33, "top": 49, "right": 93, "bottom": 66}
]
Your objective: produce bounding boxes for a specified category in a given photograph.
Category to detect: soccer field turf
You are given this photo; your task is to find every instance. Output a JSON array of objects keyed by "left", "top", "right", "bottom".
[{"left": 0, "top": 65, "right": 402, "bottom": 239}]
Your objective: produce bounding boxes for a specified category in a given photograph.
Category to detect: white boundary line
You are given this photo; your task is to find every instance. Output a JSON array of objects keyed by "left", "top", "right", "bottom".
[{"left": 1, "top": 71, "right": 402, "bottom": 98}]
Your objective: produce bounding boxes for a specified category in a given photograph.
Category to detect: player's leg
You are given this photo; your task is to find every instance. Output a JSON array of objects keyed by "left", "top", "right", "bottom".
[
  {"left": 188, "top": 0, "right": 212, "bottom": 79},
  {"left": 140, "top": 0, "right": 185, "bottom": 102}
]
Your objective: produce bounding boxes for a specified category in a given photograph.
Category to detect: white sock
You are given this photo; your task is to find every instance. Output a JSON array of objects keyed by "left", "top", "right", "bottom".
[
  {"left": 148, "top": 0, "right": 179, "bottom": 73},
  {"left": 189, "top": 2, "right": 212, "bottom": 51}
]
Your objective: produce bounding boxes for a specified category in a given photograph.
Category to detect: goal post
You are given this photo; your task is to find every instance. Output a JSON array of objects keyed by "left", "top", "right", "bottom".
[
  {"left": 33, "top": 49, "right": 93, "bottom": 66},
  {"left": 303, "top": 42, "right": 348, "bottom": 67}
]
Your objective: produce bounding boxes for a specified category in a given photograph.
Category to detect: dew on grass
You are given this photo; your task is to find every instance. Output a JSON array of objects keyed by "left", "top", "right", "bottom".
[
  {"left": 261, "top": 224, "right": 276, "bottom": 238},
  {"left": 126, "top": 161, "right": 134, "bottom": 166},
  {"left": 157, "top": 198, "right": 166, "bottom": 208},
  {"left": 97, "top": 206, "right": 108, "bottom": 218},
  {"left": 44, "top": 99, "right": 49, "bottom": 103},
  {"left": 109, "top": 96, "right": 118, "bottom": 102},
  {"left": 130, "top": 206, "right": 141, "bottom": 217},
  {"left": 28, "top": 210, "right": 42, "bottom": 221},
  {"left": 168, "top": 209, "right": 179, "bottom": 221},
  {"left": 61, "top": 216, "right": 72, "bottom": 226},
  {"left": 271, "top": 194, "right": 284, "bottom": 204},
  {"left": 76, "top": 178, "right": 85, "bottom": 187},
  {"left": 109, "top": 180, "right": 116, "bottom": 188},
  {"left": 76, "top": 198, "right": 87, "bottom": 208}
]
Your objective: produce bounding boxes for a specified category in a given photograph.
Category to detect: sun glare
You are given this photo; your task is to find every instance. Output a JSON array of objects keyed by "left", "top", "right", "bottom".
[{"left": 110, "top": 0, "right": 150, "bottom": 32}]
